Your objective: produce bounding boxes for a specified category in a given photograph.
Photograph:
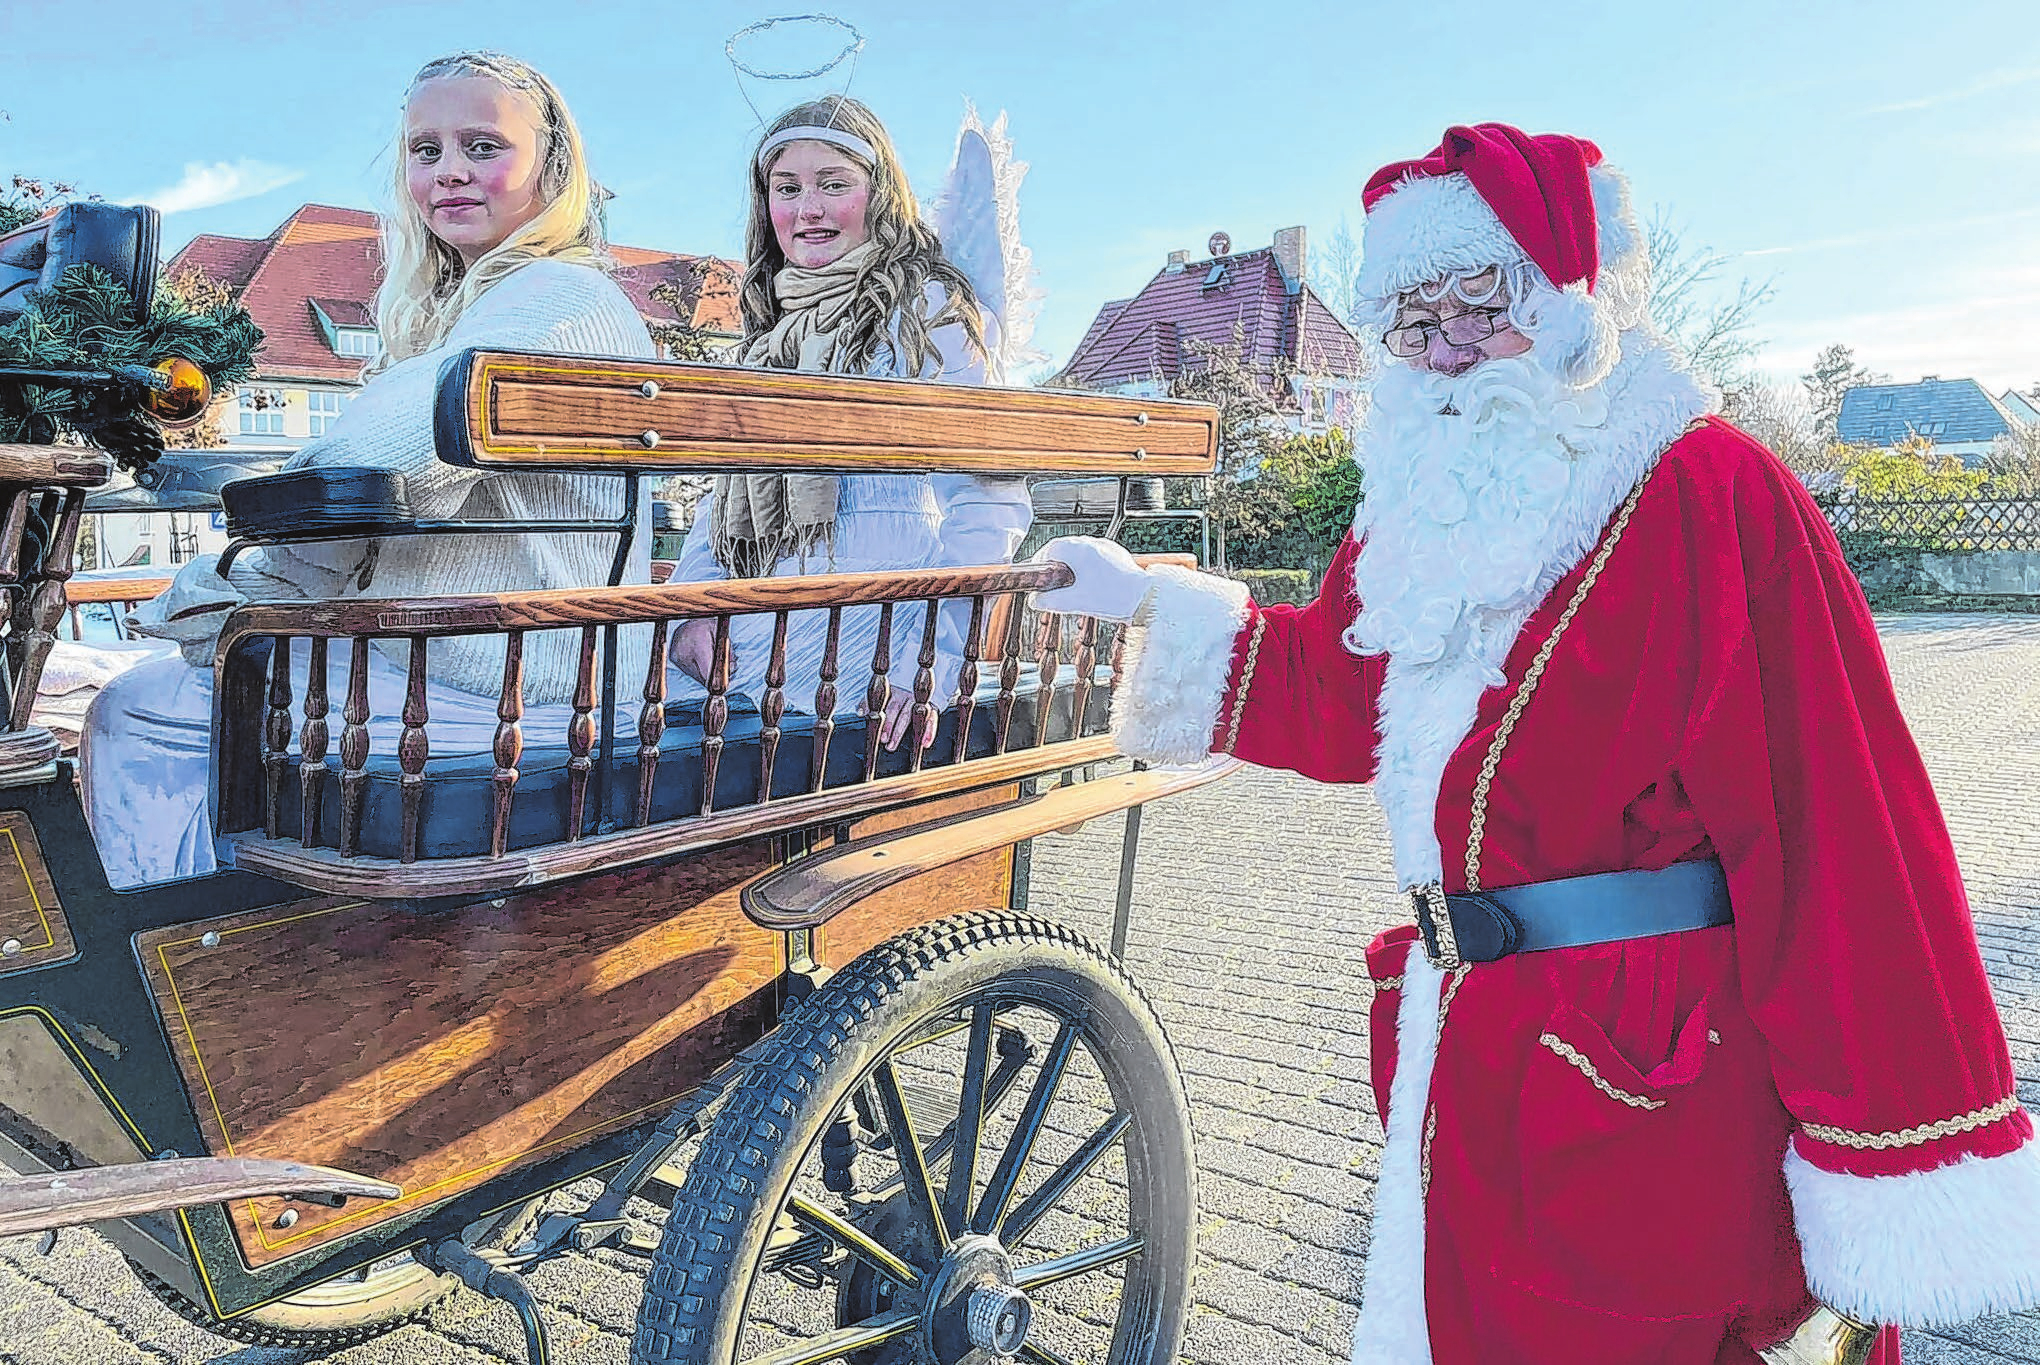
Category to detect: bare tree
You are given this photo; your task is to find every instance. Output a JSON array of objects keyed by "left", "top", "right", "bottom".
[
  {"left": 647, "top": 281, "right": 725, "bottom": 362},
  {"left": 1307, "top": 217, "right": 1367, "bottom": 328},
  {"left": 1645, "top": 209, "right": 1774, "bottom": 391},
  {"left": 1982, "top": 422, "right": 2040, "bottom": 496},
  {"left": 1800, "top": 343, "right": 1885, "bottom": 444},
  {"left": 1724, "top": 381, "right": 1835, "bottom": 486}
]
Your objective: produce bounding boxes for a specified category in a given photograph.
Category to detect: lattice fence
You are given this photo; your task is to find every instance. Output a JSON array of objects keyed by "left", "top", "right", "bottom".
[{"left": 1819, "top": 497, "right": 2040, "bottom": 554}]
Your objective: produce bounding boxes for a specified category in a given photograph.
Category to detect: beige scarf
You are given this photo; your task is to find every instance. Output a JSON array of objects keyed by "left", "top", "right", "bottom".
[{"left": 713, "top": 241, "right": 880, "bottom": 577}]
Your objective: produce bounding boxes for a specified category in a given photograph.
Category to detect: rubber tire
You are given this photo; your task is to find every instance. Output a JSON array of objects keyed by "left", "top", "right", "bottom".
[
  {"left": 131, "top": 1198, "right": 540, "bottom": 1350},
  {"left": 632, "top": 911, "right": 1198, "bottom": 1365}
]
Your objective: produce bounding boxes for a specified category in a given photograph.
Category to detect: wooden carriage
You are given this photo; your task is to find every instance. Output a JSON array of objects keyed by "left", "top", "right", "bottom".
[{"left": 0, "top": 353, "right": 1231, "bottom": 1365}]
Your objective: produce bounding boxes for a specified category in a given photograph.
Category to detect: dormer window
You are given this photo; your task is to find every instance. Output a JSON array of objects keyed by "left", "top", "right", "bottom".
[
  {"left": 310, "top": 298, "right": 380, "bottom": 360},
  {"left": 1203, "top": 264, "right": 1228, "bottom": 290}
]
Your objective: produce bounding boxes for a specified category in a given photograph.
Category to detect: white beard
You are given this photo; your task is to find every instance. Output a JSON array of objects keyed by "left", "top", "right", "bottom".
[
  {"left": 1348, "top": 346, "right": 1656, "bottom": 891},
  {"left": 1348, "top": 351, "right": 1627, "bottom": 682},
  {"left": 1343, "top": 334, "right": 1715, "bottom": 1365}
]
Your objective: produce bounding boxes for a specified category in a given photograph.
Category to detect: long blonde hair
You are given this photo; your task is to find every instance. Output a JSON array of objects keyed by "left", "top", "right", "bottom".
[
  {"left": 742, "top": 96, "right": 985, "bottom": 376},
  {"left": 375, "top": 51, "right": 607, "bottom": 365}
]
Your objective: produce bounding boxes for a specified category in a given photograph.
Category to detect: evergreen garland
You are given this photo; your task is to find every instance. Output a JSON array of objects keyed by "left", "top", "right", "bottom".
[{"left": 0, "top": 264, "right": 262, "bottom": 471}]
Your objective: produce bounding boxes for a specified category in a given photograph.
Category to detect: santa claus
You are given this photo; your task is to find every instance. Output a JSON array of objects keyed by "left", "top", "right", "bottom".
[{"left": 1037, "top": 124, "right": 2040, "bottom": 1364}]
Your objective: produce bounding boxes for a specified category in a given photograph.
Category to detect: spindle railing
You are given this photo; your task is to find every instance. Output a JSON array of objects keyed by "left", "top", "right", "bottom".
[
  {"left": 213, "top": 562, "right": 1124, "bottom": 885},
  {"left": 0, "top": 444, "right": 115, "bottom": 774}
]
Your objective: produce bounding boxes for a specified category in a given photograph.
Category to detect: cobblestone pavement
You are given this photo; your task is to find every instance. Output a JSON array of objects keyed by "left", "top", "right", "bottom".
[{"left": 3, "top": 613, "right": 2037, "bottom": 1364}]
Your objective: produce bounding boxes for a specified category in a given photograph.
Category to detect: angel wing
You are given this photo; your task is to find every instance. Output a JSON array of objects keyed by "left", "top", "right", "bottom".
[{"left": 927, "top": 103, "right": 1038, "bottom": 384}]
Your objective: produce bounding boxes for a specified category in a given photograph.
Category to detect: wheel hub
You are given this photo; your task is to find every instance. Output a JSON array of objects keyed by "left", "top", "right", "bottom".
[
  {"left": 921, "top": 1233, "right": 1031, "bottom": 1363},
  {"left": 964, "top": 1283, "right": 1032, "bottom": 1355}
]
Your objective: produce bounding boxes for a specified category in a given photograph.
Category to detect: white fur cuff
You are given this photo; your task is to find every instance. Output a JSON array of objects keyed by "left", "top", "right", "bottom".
[
  {"left": 1785, "top": 1131, "right": 2040, "bottom": 1327},
  {"left": 1108, "top": 566, "right": 1250, "bottom": 765}
]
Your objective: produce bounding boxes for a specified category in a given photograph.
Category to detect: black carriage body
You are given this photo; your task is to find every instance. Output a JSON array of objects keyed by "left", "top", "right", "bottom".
[
  {"left": 0, "top": 351, "right": 1224, "bottom": 1335},
  {"left": 0, "top": 772, "right": 738, "bottom": 1318},
  {"left": 0, "top": 760, "right": 1083, "bottom": 1321}
]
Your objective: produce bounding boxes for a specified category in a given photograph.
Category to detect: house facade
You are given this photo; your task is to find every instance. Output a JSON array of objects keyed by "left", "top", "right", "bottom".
[
  {"left": 1057, "top": 227, "right": 1370, "bottom": 433},
  {"left": 2001, "top": 388, "right": 2040, "bottom": 428},
  {"left": 168, "top": 204, "right": 743, "bottom": 451}
]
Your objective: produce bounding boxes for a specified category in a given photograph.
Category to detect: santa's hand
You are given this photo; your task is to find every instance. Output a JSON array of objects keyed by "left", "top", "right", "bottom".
[{"left": 1029, "top": 537, "right": 1154, "bottom": 623}]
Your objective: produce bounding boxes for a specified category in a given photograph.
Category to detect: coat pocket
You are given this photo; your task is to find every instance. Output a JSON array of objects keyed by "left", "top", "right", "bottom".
[
  {"left": 1533, "top": 996, "right": 1714, "bottom": 1133},
  {"left": 1514, "top": 996, "right": 1743, "bottom": 1316},
  {"left": 1364, "top": 925, "right": 1419, "bottom": 1131}
]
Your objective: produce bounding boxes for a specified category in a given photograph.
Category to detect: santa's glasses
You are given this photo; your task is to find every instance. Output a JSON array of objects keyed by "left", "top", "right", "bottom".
[{"left": 1382, "top": 306, "right": 1510, "bottom": 358}]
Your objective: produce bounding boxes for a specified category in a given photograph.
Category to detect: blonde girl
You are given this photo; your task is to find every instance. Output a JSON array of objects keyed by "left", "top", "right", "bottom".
[{"left": 84, "top": 51, "right": 655, "bottom": 888}]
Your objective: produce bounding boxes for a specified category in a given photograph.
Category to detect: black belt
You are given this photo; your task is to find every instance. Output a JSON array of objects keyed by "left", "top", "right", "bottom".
[{"left": 1411, "top": 859, "right": 1732, "bottom": 969}]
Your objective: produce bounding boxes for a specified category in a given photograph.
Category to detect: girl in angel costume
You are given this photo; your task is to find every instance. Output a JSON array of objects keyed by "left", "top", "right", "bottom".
[
  {"left": 79, "top": 50, "right": 656, "bottom": 888},
  {"left": 667, "top": 95, "right": 1037, "bottom": 751}
]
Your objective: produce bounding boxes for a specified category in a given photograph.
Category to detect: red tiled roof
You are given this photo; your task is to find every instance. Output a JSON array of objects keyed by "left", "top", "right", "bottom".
[
  {"left": 610, "top": 246, "right": 743, "bottom": 337},
  {"left": 167, "top": 204, "right": 742, "bottom": 385},
  {"left": 1068, "top": 298, "right": 1130, "bottom": 362},
  {"left": 1288, "top": 287, "right": 1369, "bottom": 380},
  {"left": 1061, "top": 247, "right": 1368, "bottom": 405},
  {"left": 170, "top": 233, "right": 267, "bottom": 289},
  {"left": 168, "top": 204, "right": 382, "bottom": 382}
]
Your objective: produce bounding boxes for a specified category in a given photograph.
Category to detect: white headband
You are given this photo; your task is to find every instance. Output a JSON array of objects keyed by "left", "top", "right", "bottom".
[{"left": 755, "top": 124, "right": 878, "bottom": 172}]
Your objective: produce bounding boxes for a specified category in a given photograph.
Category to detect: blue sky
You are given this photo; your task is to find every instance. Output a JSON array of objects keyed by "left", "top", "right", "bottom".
[{"left": 3, "top": 0, "right": 2035, "bottom": 394}]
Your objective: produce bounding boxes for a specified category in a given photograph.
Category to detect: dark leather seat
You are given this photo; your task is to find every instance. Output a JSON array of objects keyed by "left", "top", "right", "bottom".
[
  {"left": 221, "top": 466, "right": 414, "bottom": 542},
  {"left": 271, "top": 672, "right": 1113, "bottom": 860}
]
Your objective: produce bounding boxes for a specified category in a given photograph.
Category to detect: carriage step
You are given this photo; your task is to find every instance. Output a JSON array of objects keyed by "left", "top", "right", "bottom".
[{"left": 743, "top": 762, "right": 1236, "bottom": 931}]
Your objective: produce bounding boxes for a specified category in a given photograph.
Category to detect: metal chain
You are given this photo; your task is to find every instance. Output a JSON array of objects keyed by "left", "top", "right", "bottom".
[{"left": 1463, "top": 467, "right": 1657, "bottom": 892}]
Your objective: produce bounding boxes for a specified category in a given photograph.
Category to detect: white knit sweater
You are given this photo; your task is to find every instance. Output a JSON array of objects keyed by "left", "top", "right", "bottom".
[{"left": 228, "top": 258, "right": 655, "bottom": 704}]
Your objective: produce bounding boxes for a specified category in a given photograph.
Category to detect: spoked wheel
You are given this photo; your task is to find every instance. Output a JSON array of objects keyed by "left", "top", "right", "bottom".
[{"left": 633, "top": 913, "right": 1197, "bottom": 1365}]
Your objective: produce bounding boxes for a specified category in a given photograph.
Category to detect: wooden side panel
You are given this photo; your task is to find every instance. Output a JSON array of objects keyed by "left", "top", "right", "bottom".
[
  {"left": 0, "top": 445, "right": 114, "bottom": 486},
  {"left": 136, "top": 847, "right": 783, "bottom": 1267},
  {"left": 0, "top": 814, "right": 75, "bottom": 975},
  {"left": 821, "top": 786, "right": 1016, "bottom": 968}
]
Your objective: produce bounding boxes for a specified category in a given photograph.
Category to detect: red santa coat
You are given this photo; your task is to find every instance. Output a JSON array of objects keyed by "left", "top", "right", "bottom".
[{"left": 1111, "top": 416, "right": 2040, "bottom": 1363}]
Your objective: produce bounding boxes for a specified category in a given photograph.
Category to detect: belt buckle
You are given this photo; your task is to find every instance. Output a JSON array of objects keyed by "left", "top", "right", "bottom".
[{"left": 1411, "top": 882, "right": 1461, "bottom": 971}]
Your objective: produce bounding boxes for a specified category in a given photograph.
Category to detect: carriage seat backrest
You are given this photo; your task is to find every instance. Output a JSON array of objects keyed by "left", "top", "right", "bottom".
[
  {"left": 212, "top": 349, "right": 1220, "bottom": 567},
  {"left": 431, "top": 348, "right": 1221, "bottom": 480}
]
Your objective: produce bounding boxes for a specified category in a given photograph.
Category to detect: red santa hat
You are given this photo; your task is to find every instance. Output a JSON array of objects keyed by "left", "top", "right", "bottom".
[{"left": 1356, "top": 123, "right": 1648, "bottom": 386}]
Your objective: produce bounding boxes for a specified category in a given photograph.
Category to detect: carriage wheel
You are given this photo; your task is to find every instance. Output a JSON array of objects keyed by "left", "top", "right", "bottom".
[
  {"left": 130, "top": 1197, "right": 539, "bottom": 1349},
  {"left": 633, "top": 912, "right": 1197, "bottom": 1365}
]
